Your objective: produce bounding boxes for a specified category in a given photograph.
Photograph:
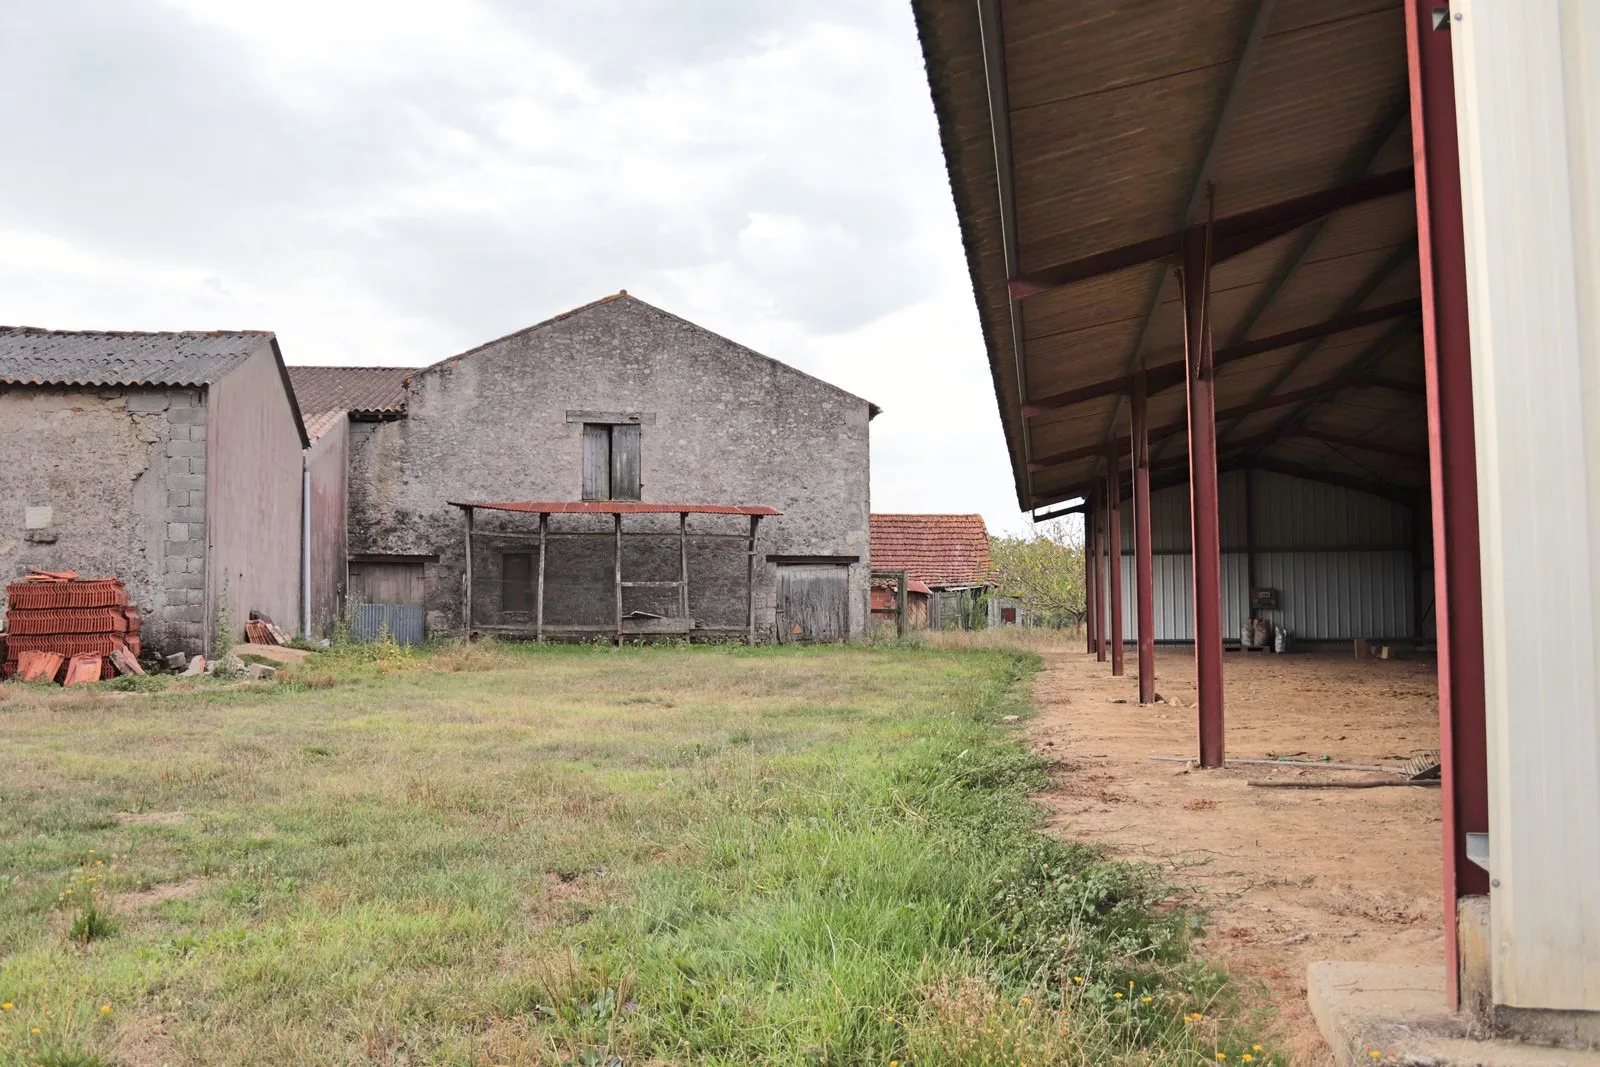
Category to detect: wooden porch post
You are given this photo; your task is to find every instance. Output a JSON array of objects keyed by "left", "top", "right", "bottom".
[
  {"left": 536, "top": 511, "right": 547, "bottom": 643},
  {"left": 462, "top": 505, "right": 474, "bottom": 639},
  {"left": 746, "top": 515, "right": 761, "bottom": 645},
  {"left": 613, "top": 512, "right": 623, "bottom": 645},
  {"left": 679, "top": 512, "right": 690, "bottom": 624}
]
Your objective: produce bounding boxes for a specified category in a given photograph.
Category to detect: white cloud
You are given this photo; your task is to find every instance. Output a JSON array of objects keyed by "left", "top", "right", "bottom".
[{"left": 0, "top": 0, "right": 1037, "bottom": 533}]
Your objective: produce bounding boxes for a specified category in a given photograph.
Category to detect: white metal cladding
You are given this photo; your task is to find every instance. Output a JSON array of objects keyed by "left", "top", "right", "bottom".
[
  {"left": 1115, "top": 553, "right": 1247, "bottom": 642},
  {"left": 1113, "top": 469, "right": 1416, "bottom": 641},
  {"left": 1452, "top": 0, "right": 1600, "bottom": 1009},
  {"left": 1249, "top": 470, "right": 1412, "bottom": 548}
]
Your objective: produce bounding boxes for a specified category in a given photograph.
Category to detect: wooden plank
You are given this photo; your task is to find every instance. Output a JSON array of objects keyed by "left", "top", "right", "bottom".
[
  {"left": 582, "top": 424, "right": 611, "bottom": 500},
  {"left": 610, "top": 424, "right": 642, "bottom": 501},
  {"left": 776, "top": 561, "right": 848, "bottom": 643},
  {"left": 536, "top": 512, "right": 547, "bottom": 643}
]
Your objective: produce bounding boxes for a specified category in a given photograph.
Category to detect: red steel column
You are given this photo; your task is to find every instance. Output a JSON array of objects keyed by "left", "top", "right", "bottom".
[
  {"left": 1085, "top": 497, "right": 1100, "bottom": 655},
  {"left": 1405, "top": 0, "right": 1489, "bottom": 1010},
  {"left": 1094, "top": 483, "right": 1108, "bottom": 661},
  {"left": 1181, "top": 228, "right": 1226, "bottom": 768},
  {"left": 1131, "top": 371, "right": 1157, "bottom": 703},
  {"left": 1105, "top": 446, "right": 1126, "bottom": 676}
]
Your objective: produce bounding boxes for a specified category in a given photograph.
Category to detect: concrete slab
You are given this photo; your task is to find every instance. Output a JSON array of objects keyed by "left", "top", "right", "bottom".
[{"left": 1308, "top": 963, "right": 1600, "bottom": 1067}]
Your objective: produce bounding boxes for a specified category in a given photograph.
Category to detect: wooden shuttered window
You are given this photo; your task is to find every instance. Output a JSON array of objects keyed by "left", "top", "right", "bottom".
[
  {"left": 581, "top": 423, "right": 642, "bottom": 501},
  {"left": 609, "top": 423, "right": 641, "bottom": 501}
]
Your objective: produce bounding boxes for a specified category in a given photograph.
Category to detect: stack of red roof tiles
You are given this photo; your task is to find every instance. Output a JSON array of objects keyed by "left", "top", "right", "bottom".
[{"left": 2, "top": 572, "right": 141, "bottom": 681}]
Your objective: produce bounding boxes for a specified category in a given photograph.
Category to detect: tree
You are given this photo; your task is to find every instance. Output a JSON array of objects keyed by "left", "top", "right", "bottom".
[{"left": 988, "top": 519, "right": 1085, "bottom": 626}]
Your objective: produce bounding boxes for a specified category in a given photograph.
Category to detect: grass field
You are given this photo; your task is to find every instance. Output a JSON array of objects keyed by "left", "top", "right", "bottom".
[{"left": 0, "top": 639, "right": 1265, "bottom": 1066}]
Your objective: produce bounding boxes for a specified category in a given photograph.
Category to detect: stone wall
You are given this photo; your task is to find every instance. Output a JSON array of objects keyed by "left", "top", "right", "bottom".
[
  {"left": 347, "top": 295, "right": 873, "bottom": 637},
  {"left": 0, "top": 385, "right": 208, "bottom": 653}
]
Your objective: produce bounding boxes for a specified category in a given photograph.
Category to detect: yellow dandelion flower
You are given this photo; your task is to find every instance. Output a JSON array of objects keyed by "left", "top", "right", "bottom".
[
  {"left": 1369, "top": 1053, "right": 1381, "bottom": 1061},
  {"left": 891, "top": 1061, "right": 899, "bottom": 1067},
  {"left": 1253, "top": 1046, "right": 1263, "bottom": 1053},
  {"left": 1243, "top": 1056, "right": 1254, "bottom": 1063},
  {"left": 31, "top": 1027, "right": 41, "bottom": 1034},
  {"left": 100, "top": 1004, "right": 111, "bottom": 1015},
  {"left": 886, "top": 1015, "right": 895, "bottom": 1022},
  {"left": 1072, "top": 976, "right": 1084, "bottom": 984},
  {"left": 1217, "top": 1054, "right": 1228, "bottom": 1061},
  {"left": 1194, "top": 1012, "right": 1205, "bottom": 1020},
  {"left": 1, "top": 1002, "right": 12, "bottom": 1010},
  {"left": 1020, "top": 996, "right": 1032, "bottom": 1005},
  {"left": 1142, "top": 996, "right": 1154, "bottom": 1004},
  {"left": 1114, "top": 992, "right": 1124, "bottom": 999}
]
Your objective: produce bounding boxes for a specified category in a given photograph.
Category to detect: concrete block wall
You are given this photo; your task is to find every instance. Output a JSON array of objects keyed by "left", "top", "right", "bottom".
[{"left": 0, "top": 385, "right": 209, "bottom": 653}]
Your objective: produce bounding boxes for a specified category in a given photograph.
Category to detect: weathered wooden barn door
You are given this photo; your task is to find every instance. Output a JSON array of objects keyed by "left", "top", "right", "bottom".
[
  {"left": 775, "top": 563, "right": 848, "bottom": 643},
  {"left": 347, "top": 558, "right": 426, "bottom": 644}
]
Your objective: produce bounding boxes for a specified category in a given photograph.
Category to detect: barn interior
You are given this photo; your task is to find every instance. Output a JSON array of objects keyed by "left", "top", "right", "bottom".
[{"left": 911, "top": 0, "right": 1488, "bottom": 1041}]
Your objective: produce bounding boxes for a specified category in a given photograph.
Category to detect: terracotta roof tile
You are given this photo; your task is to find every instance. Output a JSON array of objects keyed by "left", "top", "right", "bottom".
[
  {"left": 870, "top": 514, "right": 994, "bottom": 588},
  {"left": 286, "top": 366, "right": 413, "bottom": 416}
]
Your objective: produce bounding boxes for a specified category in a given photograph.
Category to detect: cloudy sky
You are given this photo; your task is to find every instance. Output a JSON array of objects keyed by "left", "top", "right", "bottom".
[{"left": 0, "top": 0, "right": 1037, "bottom": 533}]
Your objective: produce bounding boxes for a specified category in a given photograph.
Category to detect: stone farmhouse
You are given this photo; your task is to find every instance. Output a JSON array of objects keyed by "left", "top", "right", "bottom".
[{"left": 291, "top": 293, "right": 876, "bottom": 642}]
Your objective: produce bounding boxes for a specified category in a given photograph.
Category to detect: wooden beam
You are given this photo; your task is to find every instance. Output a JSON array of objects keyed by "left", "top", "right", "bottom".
[
  {"left": 536, "top": 511, "right": 547, "bottom": 642},
  {"left": 462, "top": 505, "right": 474, "bottom": 638},
  {"left": 1009, "top": 169, "right": 1416, "bottom": 298},
  {"left": 1022, "top": 298, "right": 1421, "bottom": 417}
]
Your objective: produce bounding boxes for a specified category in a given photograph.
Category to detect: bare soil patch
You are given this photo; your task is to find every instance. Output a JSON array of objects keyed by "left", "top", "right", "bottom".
[
  {"left": 1027, "top": 645, "right": 1444, "bottom": 1066},
  {"left": 117, "top": 811, "right": 187, "bottom": 825},
  {"left": 117, "top": 877, "right": 203, "bottom": 911}
]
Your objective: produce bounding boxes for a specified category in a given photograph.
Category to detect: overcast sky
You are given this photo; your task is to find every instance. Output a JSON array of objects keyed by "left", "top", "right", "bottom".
[{"left": 0, "top": 0, "right": 1038, "bottom": 534}]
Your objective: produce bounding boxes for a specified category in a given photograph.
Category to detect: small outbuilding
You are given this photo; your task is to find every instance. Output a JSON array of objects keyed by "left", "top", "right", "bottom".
[
  {"left": 0, "top": 329, "right": 309, "bottom": 655},
  {"left": 869, "top": 513, "right": 994, "bottom": 629}
]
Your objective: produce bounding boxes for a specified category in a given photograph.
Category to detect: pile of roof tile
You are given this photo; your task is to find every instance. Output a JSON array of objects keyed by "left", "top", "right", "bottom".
[{"left": 2, "top": 571, "right": 142, "bottom": 684}]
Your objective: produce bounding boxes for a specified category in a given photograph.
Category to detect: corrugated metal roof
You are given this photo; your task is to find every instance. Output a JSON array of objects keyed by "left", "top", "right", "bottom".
[
  {"left": 285, "top": 366, "right": 413, "bottom": 416},
  {"left": 912, "top": 0, "right": 1428, "bottom": 511},
  {"left": 449, "top": 501, "right": 781, "bottom": 516},
  {"left": 870, "top": 514, "right": 994, "bottom": 588},
  {"left": 0, "top": 327, "right": 272, "bottom": 386}
]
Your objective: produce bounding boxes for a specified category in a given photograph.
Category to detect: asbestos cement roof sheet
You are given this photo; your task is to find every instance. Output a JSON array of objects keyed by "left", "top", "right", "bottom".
[{"left": 0, "top": 328, "right": 272, "bottom": 386}]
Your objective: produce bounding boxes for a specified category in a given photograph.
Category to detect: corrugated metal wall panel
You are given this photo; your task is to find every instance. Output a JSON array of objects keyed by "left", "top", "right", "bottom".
[
  {"left": 1252, "top": 552, "right": 1413, "bottom": 639},
  {"left": 1117, "top": 552, "right": 1249, "bottom": 642},
  {"left": 1249, "top": 470, "right": 1411, "bottom": 548},
  {"left": 1111, "top": 470, "right": 1416, "bottom": 642}
]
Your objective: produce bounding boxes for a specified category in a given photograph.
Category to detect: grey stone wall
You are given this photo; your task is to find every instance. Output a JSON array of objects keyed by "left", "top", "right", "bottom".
[
  {"left": 0, "top": 386, "right": 208, "bottom": 654},
  {"left": 347, "top": 295, "right": 873, "bottom": 637}
]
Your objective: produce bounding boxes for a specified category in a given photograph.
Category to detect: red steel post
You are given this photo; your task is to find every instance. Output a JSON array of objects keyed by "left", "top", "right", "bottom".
[
  {"left": 1106, "top": 446, "right": 1126, "bottom": 676},
  {"left": 1085, "top": 498, "right": 1100, "bottom": 654},
  {"left": 1404, "top": 0, "right": 1490, "bottom": 1010},
  {"left": 1181, "top": 228, "right": 1226, "bottom": 768},
  {"left": 1094, "top": 484, "right": 1108, "bottom": 661},
  {"left": 1131, "top": 371, "right": 1157, "bottom": 703}
]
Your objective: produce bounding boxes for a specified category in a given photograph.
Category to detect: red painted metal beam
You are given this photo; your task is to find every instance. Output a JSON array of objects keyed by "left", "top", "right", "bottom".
[
  {"left": 1182, "top": 228, "right": 1226, "bottom": 768},
  {"left": 1131, "top": 372, "right": 1157, "bottom": 703},
  {"left": 1282, "top": 428, "right": 1430, "bottom": 462},
  {"left": 1094, "top": 486, "right": 1108, "bottom": 662},
  {"left": 1028, "top": 374, "right": 1407, "bottom": 473},
  {"left": 1105, "top": 446, "right": 1126, "bottom": 677},
  {"left": 1405, "top": 0, "right": 1489, "bottom": 1011},
  {"left": 1085, "top": 497, "right": 1100, "bottom": 656},
  {"left": 1009, "top": 169, "right": 1416, "bottom": 299},
  {"left": 1022, "top": 299, "right": 1422, "bottom": 418}
]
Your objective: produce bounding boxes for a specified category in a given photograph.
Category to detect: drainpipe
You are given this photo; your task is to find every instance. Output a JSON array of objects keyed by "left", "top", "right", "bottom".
[{"left": 302, "top": 464, "right": 312, "bottom": 637}]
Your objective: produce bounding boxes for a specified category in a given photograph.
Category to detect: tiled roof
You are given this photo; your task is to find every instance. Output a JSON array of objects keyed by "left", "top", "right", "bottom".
[
  {"left": 286, "top": 365, "right": 414, "bottom": 416},
  {"left": 302, "top": 409, "right": 347, "bottom": 442},
  {"left": 0, "top": 328, "right": 272, "bottom": 386},
  {"left": 870, "top": 513, "right": 994, "bottom": 588}
]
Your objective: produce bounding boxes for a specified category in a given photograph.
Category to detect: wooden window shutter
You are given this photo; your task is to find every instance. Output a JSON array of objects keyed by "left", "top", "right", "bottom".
[
  {"left": 582, "top": 424, "right": 611, "bottom": 500},
  {"left": 610, "top": 423, "right": 642, "bottom": 501}
]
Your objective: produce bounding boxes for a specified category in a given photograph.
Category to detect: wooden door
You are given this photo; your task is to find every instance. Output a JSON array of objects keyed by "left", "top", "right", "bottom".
[
  {"left": 348, "top": 560, "right": 425, "bottom": 605},
  {"left": 776, "top": 564, "right": 848, "bottom": 643}
]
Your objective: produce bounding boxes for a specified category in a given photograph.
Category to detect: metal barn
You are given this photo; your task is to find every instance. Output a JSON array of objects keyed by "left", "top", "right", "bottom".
[{"left": 914, "top": 0, "right": 1598, "bottom": 1047}]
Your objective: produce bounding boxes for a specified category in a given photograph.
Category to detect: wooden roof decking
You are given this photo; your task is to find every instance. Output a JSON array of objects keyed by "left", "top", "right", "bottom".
[{"left": 912, "top": 0, "right": 1428, "bottom": 510}]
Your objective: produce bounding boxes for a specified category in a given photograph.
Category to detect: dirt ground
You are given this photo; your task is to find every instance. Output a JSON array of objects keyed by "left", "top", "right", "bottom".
[{"left": 1029, "top": 644, "right": 1444, "bottom": 1066}]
